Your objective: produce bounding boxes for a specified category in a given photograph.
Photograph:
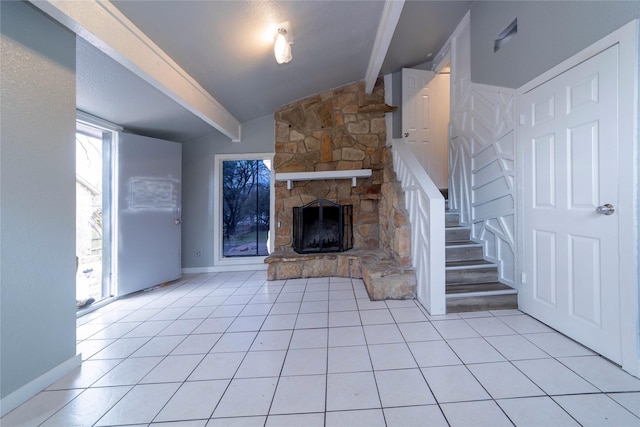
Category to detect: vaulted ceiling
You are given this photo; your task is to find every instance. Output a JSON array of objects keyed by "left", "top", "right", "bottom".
[{"left": 62, "top": 1, "right": 471, "bottom": 141}]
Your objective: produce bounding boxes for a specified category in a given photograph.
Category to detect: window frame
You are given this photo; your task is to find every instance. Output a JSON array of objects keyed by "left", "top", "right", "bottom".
[{"left": 213, "top": 152, "right": 275, "bottom": 268}]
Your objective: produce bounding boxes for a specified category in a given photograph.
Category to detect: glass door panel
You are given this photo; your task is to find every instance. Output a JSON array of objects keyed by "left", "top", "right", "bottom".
[
  {"left": 76, "top": 122, "right": 113, "bottom": 307},
  {"left": 222, "top": 159, "right": 270, "bottom": 257}
]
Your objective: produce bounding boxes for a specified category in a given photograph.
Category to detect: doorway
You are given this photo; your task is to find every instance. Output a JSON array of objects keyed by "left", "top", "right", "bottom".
[
  {"left": 117, "top": 133, "right": 182, "bottom": 296},
  {"left": 517, "top": 20, "right": 639, "bottom": 374},
  {"left": 213, "top": 153, "right": 274, "bottom": 269},
  {"left": 519, "top": 44, "right": 621, "bottom": 362},
  {"left": 75, "top": 120, "right": 115, "bottom": 307},
  {"left": 401, "top": 66, "right": 451, "bottom": 191},
  {"left": 221, "top": 159, "right": 271, "bottom": 257}
]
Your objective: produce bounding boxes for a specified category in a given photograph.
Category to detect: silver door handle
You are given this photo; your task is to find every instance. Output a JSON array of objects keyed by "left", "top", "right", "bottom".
[
  {"left": 175, "top": 218, "right": 182, "bottom": 225},
  {"left": 596, "top": 204, "right": 615, "bottom": 215}
]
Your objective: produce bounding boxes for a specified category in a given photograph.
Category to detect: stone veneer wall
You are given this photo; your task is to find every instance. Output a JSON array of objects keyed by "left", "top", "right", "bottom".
[
  {"left": 379, "top": 147, "right": 412, "bottom": 267},
  {"left": 269, "top": 78, "right": 413, "bottom": 285},
  {"left": 273, "top": 79, "right": 387, "bottom": 253}
]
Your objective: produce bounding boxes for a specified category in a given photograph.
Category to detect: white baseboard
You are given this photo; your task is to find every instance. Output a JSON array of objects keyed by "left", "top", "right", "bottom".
[{"left": 0, "top": 353, "right": 82, "bottom": 417}]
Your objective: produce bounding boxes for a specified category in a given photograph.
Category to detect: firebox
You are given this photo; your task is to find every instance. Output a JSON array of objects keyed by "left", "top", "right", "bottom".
[{"left": 293, "top": 199, "right": 353, "bottom": 254}]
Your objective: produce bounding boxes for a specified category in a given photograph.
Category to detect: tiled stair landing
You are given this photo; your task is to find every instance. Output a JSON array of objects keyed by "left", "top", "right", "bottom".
[
  {"left": 445, "top": 209, "right": 518, "bottom": 312},
  {"left": 265, "top": 249, "right": 416, "bottom": 300}
]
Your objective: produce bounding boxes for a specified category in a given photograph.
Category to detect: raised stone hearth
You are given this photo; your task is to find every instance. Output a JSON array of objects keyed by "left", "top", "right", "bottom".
[
  {"left": 265, "top": 249, "right": 416, "bottom": 300},
  {"left": 265, "top": 78, "right": 416, "bottom": 300}
]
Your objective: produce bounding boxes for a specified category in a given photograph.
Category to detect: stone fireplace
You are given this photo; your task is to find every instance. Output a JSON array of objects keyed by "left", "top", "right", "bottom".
[
  {"left": 270, "top": 79, "right": 388, "bottom": 254},
  {"left": 265, "top": 78, "right": 416, "bottom": 300},
  {"left": 293, "top": 199, "right": 353, "bottom": 254}
]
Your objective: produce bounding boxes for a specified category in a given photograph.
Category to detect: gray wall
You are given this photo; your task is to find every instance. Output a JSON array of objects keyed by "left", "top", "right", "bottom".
[
  {"left": 470, "top": 1, "right": 640, "bottom": 88},
  {"left": 0, "top": 2, "right": 77, "bottom": 399},
  {"left": 181, "top": 114, "right": 275, "bottom": 268},
  {"left": 390, "top": 71, "right": 403, "bottom": 140}
]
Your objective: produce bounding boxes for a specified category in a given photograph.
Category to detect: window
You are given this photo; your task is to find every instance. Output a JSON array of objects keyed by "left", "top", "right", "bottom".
[
  {"left": 213, "top": 153, "right": 274, "bottom": 267},
  {"left": 76, "top": 112, "right": 120, "bottom": 309}
]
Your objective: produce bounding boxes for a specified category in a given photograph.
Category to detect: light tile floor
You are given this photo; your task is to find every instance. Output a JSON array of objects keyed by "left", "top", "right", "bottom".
[{"left": 3, "top": 271, "right": 640, "bottom": 426}]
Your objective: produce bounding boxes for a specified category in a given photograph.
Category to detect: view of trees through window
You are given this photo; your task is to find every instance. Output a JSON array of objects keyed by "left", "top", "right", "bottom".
[{"left": 222, "top": 159, "right": 270, "bottom": 257}]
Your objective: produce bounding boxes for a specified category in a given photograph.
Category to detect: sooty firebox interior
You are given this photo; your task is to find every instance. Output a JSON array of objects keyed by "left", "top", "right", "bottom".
[{"left": 293, "top": 199, "right": 353, "bottom": 254}]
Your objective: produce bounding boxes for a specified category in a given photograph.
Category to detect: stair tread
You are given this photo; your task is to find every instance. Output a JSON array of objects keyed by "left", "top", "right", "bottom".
[
  {"left": 447, "top": 294, "right": 518, "bottom": 313},
  {"left": 446, "top": 240, "right": 482, "bottom": 247},
  {"left": 446, "top": 282, "right": 515, "bottom": 294},
  {"left": 446, "top": 259, "right": 497, "bottom": 269}
]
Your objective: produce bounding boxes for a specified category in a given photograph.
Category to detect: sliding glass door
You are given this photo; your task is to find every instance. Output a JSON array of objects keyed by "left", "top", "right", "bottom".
[
  {"left": 214, "top": 153, "right": 273, "bottom": 267},
  {"left": 75, "top": 120, "right": 115, "bottom": 307}
]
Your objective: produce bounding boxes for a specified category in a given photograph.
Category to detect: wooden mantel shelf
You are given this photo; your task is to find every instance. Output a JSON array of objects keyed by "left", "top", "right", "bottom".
[{"left": 275, "top": 169, "right": 372, "bottom": 190}]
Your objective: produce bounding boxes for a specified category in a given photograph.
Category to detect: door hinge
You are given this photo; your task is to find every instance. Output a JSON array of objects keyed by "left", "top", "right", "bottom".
[
  {"left": 521, "top": 272, "right": 527, "bottom": 283},
  {"left": 519, "top": 114, "right": 526, "bottom": 125}
]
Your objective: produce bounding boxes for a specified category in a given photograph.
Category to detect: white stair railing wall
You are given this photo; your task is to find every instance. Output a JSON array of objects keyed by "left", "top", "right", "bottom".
[
  {"left": 449, "top": 84, "right": 516, "bottom": 286},
  {"left": 469, "top": 84, "right": 516, "bottom": 286},
  {"left": 447, "top": 12, "right": 517, "bottom": 287},
  {"left": 391, "top": 140, "right": 446, "bottom": 315}
]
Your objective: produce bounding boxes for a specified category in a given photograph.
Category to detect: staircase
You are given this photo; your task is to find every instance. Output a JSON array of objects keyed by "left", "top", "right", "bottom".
[{"left": 444, "top": 202, "right": 518, "bottom": 312}]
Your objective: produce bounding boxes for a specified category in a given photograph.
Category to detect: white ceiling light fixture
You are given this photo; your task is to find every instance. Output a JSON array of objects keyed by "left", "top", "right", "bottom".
[{"left": 274, "top": 22, "right": 293, "bottom": 64}]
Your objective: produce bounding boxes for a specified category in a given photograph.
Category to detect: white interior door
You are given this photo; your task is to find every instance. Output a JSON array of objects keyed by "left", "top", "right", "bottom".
[
  {"left": 117, "top": 133, "right": 182, "bottom": 296},
  {"left": 519, "top": 45, "right": 621, "bottom": 363},
  {"left": 402, "top": 68, "right": 449, "bottom": 189}
]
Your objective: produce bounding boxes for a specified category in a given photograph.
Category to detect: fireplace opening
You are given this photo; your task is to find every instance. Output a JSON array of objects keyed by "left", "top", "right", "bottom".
[{"left": 293, "top": 199, "right": 353, "bottom": 254}]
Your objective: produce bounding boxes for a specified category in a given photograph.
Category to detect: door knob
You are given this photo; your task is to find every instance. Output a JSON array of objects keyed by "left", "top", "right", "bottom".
[
  {"left": 596, "top": 204, "right": 615, "bottom": 215},
  {"left": 175, "top": 218, "right": 182, "bottom": 225},
  {"left": 404, "top": 132, "right": 409, "bottom": 138}
]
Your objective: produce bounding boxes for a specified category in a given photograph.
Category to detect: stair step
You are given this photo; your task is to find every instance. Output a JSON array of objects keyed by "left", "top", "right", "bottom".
[
  {"left": 446, "top": 241, "right": 484, "bottom": 262},
  {"left": 445, "top": 212, "right": 460, "bottom": 226},
  {"left": 447, "top": 293, "right": 518, "bottom": 313},
  {"left": 446, "top": 271, "right": 499, "bottom": 285},
  {"left": 446, "top": 261, "right": 499, "bottom": 285},
  {"left": 446, "top": 259, "right": 497, "bottom": 269},
  {"left": 445, "top": 240, "right": 481, "bottom": 248},
  {"left": 446, "top": 282, "right": 515, "bottom": 295},
  {"left": 447, "top": 289, "right": 517, "bottom": 298},
  {"left": 445, "top": 226, "right": 470, "bottom": 242}
]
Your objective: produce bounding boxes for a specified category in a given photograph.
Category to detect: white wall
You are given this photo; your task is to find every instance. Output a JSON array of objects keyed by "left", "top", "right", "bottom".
[
  {"left": 181, "top": 115, "right": 275, "bottom": 269},
  {"left": 0, "top": 0, "right": 78, "bottom": 409}
]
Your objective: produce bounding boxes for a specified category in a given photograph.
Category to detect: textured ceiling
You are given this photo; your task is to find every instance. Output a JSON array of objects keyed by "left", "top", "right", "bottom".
[
  {"left": 77, "top": 0, "right": 471, "bottom": 141},
  {"left": 110, "top": 0, "right": 385, "bottom": 122}
]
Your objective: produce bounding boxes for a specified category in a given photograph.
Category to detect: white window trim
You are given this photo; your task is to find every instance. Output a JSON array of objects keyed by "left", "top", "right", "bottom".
[
  {"left": 213, "top": 153, "right": 275, "bottom": 269},
  {"left": 77, "top": 110, "right": 123, "bottom": 132}
]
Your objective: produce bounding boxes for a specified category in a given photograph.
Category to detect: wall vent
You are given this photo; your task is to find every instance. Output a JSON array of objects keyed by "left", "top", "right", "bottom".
[{"left": 494, "top": 18, "right": 517, "bottom": 52}]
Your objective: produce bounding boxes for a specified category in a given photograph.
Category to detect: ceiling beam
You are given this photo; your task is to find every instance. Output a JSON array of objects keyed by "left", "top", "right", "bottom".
[
  {"left": 364, "top": 0, "right": 405, "bottom": 94},
  {"left": 30, "top": 0, "right": 242, "bottom": 141}
]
